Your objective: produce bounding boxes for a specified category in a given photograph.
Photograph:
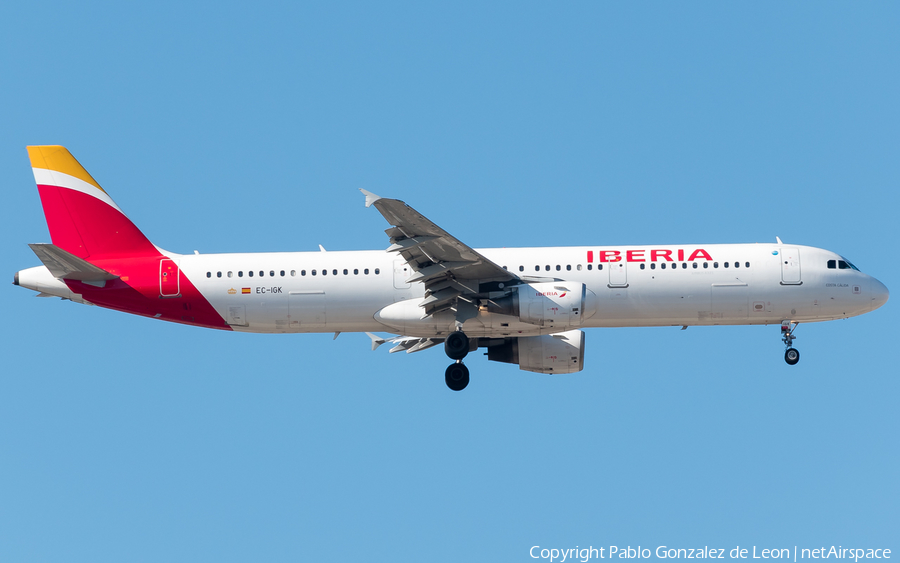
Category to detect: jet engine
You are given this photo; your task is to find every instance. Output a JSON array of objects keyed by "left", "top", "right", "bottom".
[
  {"left": 487, "top": 282, "right": 593, "bottom": 329},
  {"left": 486, "top": 329, "right": 585, "bottom": 374}
]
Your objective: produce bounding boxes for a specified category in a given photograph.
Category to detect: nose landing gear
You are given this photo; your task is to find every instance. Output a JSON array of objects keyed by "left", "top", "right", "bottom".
[
  {"left": 781, "top": 321, "right": 800, "bottom": 365},
  {"left": 444, "top": 330, "right": 471, "bottom": 390}
]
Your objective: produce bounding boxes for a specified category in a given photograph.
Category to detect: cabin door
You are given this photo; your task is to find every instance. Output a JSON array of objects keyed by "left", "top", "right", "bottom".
[
  {"left": 780, "top": 248, "right": 802, "bottom": 285},
  {"left": 160, "top": 259, "right": 180, "bottom": 297}
]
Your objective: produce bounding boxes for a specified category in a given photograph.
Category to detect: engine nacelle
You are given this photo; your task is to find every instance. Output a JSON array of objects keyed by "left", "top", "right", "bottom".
[
  {"left": 487, "top": 282, "right": 591, "bottom": 329},
  {"left": 487, "top": 329, "right": 585, "bottom": 374}
]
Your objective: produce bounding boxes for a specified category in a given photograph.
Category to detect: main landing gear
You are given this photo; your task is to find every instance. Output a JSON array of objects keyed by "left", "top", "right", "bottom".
[
  {"left": 444, "top": 331, "right": 470, "bottom": 391},
  {"left": 781, "top": 321, "right": 800, "bottom": 366}
]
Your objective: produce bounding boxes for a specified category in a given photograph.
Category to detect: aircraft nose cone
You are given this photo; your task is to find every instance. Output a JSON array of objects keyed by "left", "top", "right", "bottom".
[{"left": 870, "top": 278, "right": 889, "bottom": 311}]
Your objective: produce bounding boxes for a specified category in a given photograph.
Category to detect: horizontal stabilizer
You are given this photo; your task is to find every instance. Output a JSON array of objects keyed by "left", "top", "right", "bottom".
[{"left": 28, "top": 243, "right": 119, "bottom": 281}]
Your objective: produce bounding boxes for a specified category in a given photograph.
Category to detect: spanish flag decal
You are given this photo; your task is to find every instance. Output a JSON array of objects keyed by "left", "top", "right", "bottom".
[{"left": 242, "top": 288, "right": 251, "bottom": 294}]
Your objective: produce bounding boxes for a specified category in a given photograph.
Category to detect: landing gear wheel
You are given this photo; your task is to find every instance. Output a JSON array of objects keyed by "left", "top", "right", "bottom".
[
  {"left": 781, "top": 321, "right": 800, "bottom": 366},
  {"left": 784, "top": 348, "right": 800, "bottom": 366},
  {"left": 445, "top": 362, "right": 470, "bottom": 391},
  {"left": 444, "top": 331, "right": 470, "bottom": 360}
]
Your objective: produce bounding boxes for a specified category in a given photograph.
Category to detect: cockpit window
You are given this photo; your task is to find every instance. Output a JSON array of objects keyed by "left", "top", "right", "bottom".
[{"left": 831, "top": 257, "right": 860, "bottom": 271}]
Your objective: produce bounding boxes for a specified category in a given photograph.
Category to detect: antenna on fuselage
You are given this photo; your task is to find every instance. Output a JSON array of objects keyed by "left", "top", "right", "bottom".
[{"left": 776, "top": 236, "right": 783, "bottom": 244}]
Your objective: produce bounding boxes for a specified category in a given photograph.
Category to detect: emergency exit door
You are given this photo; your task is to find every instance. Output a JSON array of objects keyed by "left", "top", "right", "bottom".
[{"left": 608, "top": 261, "right": 627, "bottom": 287}]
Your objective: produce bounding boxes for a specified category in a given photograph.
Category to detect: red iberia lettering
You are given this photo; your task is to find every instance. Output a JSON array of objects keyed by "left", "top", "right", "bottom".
[
  {"left": 650, "top": 249, "right": 673, "bottom": 262},
  {"left": 593, "top": 248, "right": 714, "bottom": 263},
  {"left": 626, "top": 250, "right": 645, "bottom": 262},
  {"left": 688, "top": 249, "right": 713, "bottom": 261},
  {"left": 599, "top": 250, "right": 622, "bottom": 263}
]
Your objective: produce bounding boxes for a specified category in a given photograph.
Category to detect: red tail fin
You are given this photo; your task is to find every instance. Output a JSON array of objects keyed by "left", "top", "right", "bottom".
[{"left": 27, "top": 146, "right": 159, "bottom": 260}]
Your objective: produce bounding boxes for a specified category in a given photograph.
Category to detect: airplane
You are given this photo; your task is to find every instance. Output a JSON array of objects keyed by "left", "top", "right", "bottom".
[{"left": 15, "top": 146, "right": 889, "bottom": 391}]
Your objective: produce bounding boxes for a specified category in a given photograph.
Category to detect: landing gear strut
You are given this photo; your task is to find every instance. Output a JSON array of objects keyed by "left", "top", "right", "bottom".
[
  {"left": 781, "top": 321, "right": 800, "bottom": 365},
  {"left": 444, "top": 331, "right": 470, "bottom": 390}
]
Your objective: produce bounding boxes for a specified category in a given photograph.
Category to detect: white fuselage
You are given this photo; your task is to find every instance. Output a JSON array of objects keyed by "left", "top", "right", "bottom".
[{"left": 164, "top": 243, "right": 886, "bottom": 337}]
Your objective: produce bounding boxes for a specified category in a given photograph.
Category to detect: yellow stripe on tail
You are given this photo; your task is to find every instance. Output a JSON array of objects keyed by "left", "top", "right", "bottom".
[{"left": 27, "top": 145, "right": 107, "bottom": 194}]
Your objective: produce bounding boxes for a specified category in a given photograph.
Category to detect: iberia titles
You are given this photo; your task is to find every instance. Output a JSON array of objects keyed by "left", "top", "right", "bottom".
[{"left": 587, "top": 248, "right": 713, "bottom": 263}]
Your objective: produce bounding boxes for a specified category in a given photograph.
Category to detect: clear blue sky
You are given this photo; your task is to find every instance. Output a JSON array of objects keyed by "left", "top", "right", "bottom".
[{"left": 2, "top": 2, "right": 897, "bottom": 561}]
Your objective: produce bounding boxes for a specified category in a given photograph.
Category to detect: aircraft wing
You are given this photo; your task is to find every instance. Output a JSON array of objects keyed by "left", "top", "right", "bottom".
[{"left": 361, "top": 190, "right": 518, "bottom": 316}]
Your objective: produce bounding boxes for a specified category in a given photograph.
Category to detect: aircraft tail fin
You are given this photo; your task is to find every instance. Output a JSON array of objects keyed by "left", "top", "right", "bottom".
[{"left": 27, "top": 146, "right": 160, "bottom": 260}]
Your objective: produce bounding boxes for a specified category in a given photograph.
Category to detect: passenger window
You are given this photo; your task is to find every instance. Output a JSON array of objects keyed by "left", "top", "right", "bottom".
[
  {"left": 354, "top": 269, "right": 359, "bottom": 275},
  {"left": 651, "top": 263, "right": 656, "bottom": 270},
  {"left": 249, "top": 271, "right": 254, "bottom": 277},
  {"left": 280, "top": 270, "right": 285, "bottom": 277},
  {"left": 692, "top": 263, "right": 698, "bottom": 269},
  {"left": 519, "top": 266, "right": 524, "bottom": 272},
  {"left": 217, "top": 272, "right": 222, "bottom": 278},
  {"left": 238, "top": 271, "right": 244, "bottom": 277},
  {"left": 206, "top": 272, "right": 211, "bottom": 278},
  {"left": 291, "top": 270, "right": 296, "bottom": 276},
  {"left": 535, "top": 265, "right": 540, "bottom": 272},
  {"left": 312, "top": 270, "right": 317, "bottom": 276},
  {"left": 598, "top": 264, "right": 603, "bottom": 270},
  {"left": 259, "top": 271, "right": 264, "bottom": 277},
  {"left": 332, "top": 269, "right": 337, "bottom": 275},
  {"left": 300, "top": 270, "right": 306, "bottom": 276},
  {"left": 364, "top": 268, "right": 369, "bottom": 275},
  {"left": 713, "top": 262, "right": 718, "bottom": 268},
  {"left": 682, "top": 263, "right": 687, "bottom": 269},
  {"left": 322, "top": 269, "right": 327, "bottom": 276},
  {"left": 566, "top": 265, "right": 572, "bottom": 271},
  {"left": 228, "top": 271, "right": 233, "bottom": 277},
  {"left": 375, "top": 268, "right": 380, "bottom": 275},
  {"left": 343, "top": 269, "right": 348, "bottom": 275},
  {"left": 661, "top": 263, "right": 666, "bottom": 269},
  {"left": 587, "top": 264, "right": 593, "bottom": 271},
  {"left": 734, "top": 262, "right": 739, "bottom": 268},
  {"left": 556, "top": 265, "right": 560, "bottom": 271},
  {"left": 640, "top": 264, "right": 645, "bottom": 270},
  {"left": 545, "top": 265, "right": 550, "bottom": 271},
  {"left": 703, "top": 262, "right": 708, "bottom": 269},
  {"left": 745, "top": 262, "right": 750, "bottom": 268},
  {"left": 270, "top": 270, "right": 275, "bottom": 276},
  {"left": 724, "top": 262, "right": 729, "bottom": 268},
  {"left": 577, "top": 264, "right": 582, "bottom": 271}
]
